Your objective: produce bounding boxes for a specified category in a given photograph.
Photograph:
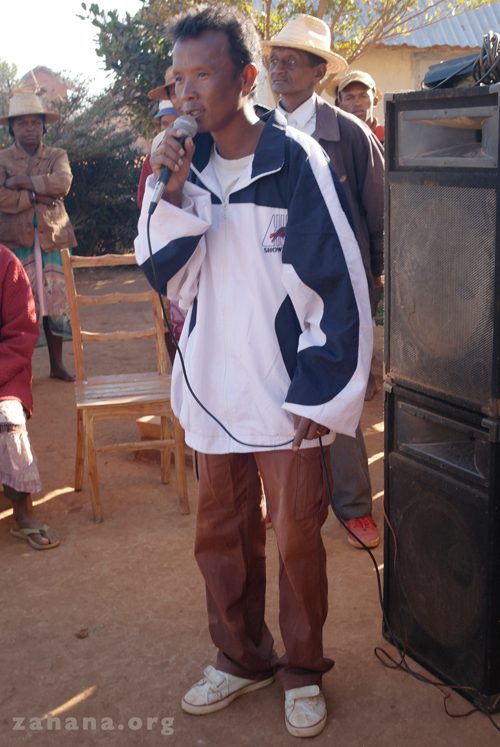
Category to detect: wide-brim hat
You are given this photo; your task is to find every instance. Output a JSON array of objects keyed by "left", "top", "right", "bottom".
[
  {"left": 0, "top": 92, "right": 61, "bottom": 126},
  {"left": 329, "top": 70, "right": 383, "bottom": 100},
  {"left": 148, "top": 66, "right": 175, "bottom": 101},
  {"left": 261, "top": 14, "right": 347, "bottom": 76}
]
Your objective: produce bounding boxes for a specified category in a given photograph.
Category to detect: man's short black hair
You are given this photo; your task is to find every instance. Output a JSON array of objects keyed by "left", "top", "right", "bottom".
[
  {"left": 304, "top": 51, "right": 328, "bottom": 68},
  {"left": 168, "top": 5, "right": 263, "bottom": 79}
]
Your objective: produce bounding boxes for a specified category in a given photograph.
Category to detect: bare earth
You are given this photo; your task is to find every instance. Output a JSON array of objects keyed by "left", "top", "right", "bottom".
[{"left": 1, "top": 266, "right": 498, "bottom": 746}]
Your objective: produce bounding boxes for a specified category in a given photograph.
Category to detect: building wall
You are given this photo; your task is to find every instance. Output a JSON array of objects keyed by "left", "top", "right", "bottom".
[{"left": 20, "top": 68, "right": 69, "bottom": 101}]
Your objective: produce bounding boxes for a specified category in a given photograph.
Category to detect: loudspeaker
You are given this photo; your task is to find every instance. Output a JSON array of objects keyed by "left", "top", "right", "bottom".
[
  {"left": 384, "top": 84, "right": 500, "bottom": 417},
  {"left": 383, "top": 384, "right": 500, "bottom": 708}
]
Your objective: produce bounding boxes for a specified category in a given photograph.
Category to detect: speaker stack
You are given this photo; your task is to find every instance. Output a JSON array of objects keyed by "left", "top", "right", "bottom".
[{"left": 383, "top": 83, "right": 500, "bottom": 708}]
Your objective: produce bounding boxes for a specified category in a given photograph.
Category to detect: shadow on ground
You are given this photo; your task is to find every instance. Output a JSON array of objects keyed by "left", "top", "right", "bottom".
[{"left": 1, "top": 267, "right": 497, "bottom": 745}]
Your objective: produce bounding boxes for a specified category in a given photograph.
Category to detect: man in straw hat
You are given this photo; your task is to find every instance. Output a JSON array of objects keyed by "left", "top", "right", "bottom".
[
  {"left": 148, "top": 64, "right": 180, "bottom": 114},
  {"left": 337, "top": 70, "right": 385, "bottom": 144},
  {"left": 264, "top": 14, "right": 384, "bottom": 552},
  {"left": 136, "top": 4, "right": 372, "bottom": 737},
  {"left": 0, "top": 93, "right": 76, "bottom": 382}
]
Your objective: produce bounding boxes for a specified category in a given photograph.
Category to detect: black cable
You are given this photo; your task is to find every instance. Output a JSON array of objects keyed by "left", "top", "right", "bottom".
[
  {"left": 318, "top": 438, "right": 500, "bottom": 732},
  {"left": 473, "top": 31, "right": 500, "bottom": 86},
  {"left": 146, "top": 212, "right": 293, "bottom": 450},
  {"left": 147, "top": 207, "right": 499, "bottom": 732},
  {"left": 429, "top": 31, "right": 500, "bottom": 90},
  {"left": 431, "top": 58, "right": 477, "bottom": 90}
]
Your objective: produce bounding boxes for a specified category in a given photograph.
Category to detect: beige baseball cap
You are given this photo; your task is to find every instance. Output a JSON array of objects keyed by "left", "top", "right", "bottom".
[{"left": 336, "top": 70, "right": 382, "bottom": 99}]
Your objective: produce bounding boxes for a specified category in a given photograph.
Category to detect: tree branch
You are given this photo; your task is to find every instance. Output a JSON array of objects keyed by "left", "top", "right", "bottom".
[{"left": 316, "top": 0, "right": 328, "bottom": 19}]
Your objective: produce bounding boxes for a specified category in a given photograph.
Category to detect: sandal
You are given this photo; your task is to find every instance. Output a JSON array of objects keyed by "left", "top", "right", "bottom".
[{"left": 10, "top": 525, "right": 60, "bottom": 550}]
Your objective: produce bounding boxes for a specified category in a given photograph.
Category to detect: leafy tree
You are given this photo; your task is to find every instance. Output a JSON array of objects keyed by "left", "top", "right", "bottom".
[
  {"left": 0, "top": 60, "right": 22, "bottom": 126},
  {"left": 79, "top": 0, "right": 254, "bottom": 134},
  {"left": 81, "top": 0, "right": 492, "bottom": 119}
]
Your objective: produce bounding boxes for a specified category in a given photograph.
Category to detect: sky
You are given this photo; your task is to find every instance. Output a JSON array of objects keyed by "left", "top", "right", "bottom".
[{"left": 2, "top": 0, "right": 144, "bottom": 95}]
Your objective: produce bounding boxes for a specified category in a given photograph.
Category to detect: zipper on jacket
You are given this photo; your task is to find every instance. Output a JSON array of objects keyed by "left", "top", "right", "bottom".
[{"left": 221, "top": 201, "right": 233, "bottom": 436}]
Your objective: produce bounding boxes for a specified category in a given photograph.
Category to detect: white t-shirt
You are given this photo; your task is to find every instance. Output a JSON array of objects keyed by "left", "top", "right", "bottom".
[{"left": 210, "top": 146, "right": 254, "bottom": 201}]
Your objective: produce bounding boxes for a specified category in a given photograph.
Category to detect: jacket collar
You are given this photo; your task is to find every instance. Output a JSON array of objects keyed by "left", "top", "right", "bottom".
[
  {"left": 314, "top": 96, "right": 340, "bottom": 143},
  {"left": 12, "top": 141, "right": 45, "bottom": 159},
  {"left": 190, "top": 109, "right": 287, "bottom": 194}
]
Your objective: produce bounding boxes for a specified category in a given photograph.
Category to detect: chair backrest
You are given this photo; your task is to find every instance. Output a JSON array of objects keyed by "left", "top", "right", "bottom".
[{"left": 61, "top": 249, "right": 169, "bottom": 381}]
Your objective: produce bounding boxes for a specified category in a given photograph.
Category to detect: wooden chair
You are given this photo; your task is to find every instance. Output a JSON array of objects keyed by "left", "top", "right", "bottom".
[{"left": 61, "top": 249, "right": 189, "bottom": 523}]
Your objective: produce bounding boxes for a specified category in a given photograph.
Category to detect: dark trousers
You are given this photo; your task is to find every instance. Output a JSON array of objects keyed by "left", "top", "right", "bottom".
[
  {"left": 329, "top": 424, "right": 373, "bottom": 520},
  {"left": 195, "top": 447, "right": 334, "bottom": 691}
]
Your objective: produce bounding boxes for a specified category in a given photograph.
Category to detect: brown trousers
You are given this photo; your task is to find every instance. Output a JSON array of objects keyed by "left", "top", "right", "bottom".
[{"left": 195, "top": 447, "right": 334, "bottom": 691}]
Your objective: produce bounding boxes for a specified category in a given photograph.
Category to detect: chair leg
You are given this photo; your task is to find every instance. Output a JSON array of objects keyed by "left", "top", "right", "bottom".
[
  {"left": 160, "top": 415, "right": 172, "bottom": 485},
  {"left": 173, "top": 416, "right": 189, "bottom": 515},
  {"left": 82, "top": 410, "right": 103, "bottom": 524},
  {"left": 75, "top": 409, "right": 85, "bottom": 491}
]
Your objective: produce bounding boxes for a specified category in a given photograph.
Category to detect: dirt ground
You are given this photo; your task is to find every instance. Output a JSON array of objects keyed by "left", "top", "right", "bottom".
[{"left": 1, "top": 266, "right": 498, "bottom": 746}]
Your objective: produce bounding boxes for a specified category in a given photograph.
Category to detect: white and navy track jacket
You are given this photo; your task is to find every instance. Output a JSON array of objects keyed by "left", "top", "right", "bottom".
[{"left": 135, "top": 110, "right": 373, "bottom": 454}]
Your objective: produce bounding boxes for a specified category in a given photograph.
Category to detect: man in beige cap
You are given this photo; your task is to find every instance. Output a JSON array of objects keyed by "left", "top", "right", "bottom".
[
  {"left": 337, "top": 70, "right": 384, "bottom": 144},
  {"left": 264, "top": 14, "right": 384, "bottom": 550}
]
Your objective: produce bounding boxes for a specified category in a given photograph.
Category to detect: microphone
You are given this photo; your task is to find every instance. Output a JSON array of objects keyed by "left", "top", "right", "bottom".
[{"left": 148, "top": 115, "right": 198, "bottom": 215}]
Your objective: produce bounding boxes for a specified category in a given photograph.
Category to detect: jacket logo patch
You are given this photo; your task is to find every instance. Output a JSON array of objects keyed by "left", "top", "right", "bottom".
[{"left": 262, "top": 214, "right": 287, "bottom": 253}]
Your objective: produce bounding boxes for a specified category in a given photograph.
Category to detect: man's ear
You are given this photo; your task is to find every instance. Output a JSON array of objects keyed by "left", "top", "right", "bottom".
[
  {"left": 241, "top": 63, "right": 258, "bottom": 96},
  {"left": 373, "top": 95, "right": 379, "bottom": 107},
  {"left": 315, "top": 62, "right": 327, "bottom": 83}
]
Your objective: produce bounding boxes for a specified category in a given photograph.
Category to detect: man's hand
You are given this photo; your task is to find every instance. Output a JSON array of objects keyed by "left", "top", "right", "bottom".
[
  {"left": 150, "top": 129, "right": 195, "bottom": 208},
  {"left": 292, "top": 414, "right": 329, "bottom": 451},
  {"left": 5, "top": 176, "right": 34, "bottom": 191},
  {"left": 373, "top": 275, "right": 384, "bottom": 288}
]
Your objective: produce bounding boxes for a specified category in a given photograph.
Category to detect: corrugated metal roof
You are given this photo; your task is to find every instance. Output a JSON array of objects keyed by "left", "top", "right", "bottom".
[{"left": 383, "top": 1, "right": 500, "bottom": 48}]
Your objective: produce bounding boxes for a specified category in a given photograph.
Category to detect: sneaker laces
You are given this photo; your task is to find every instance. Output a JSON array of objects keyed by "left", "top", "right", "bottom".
[{"left": 349, "top": 516, "right": 373, "bottom": 530}]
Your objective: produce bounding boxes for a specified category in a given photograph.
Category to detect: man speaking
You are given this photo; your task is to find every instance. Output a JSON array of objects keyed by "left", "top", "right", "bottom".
[{"left": 135, "top": 5, "right": 372, "bottom": 738}]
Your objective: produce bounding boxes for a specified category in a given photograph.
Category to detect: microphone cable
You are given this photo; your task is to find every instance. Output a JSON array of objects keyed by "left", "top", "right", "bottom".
[
  {"left": 146, "top": 198, "right": 500, "bottom": 734},
  {"left": 146, "top": 212, "right": 293, "bottom": 450}
]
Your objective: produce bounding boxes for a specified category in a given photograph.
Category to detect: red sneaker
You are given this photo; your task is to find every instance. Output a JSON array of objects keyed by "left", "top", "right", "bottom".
[{"left": 344, "top": 514, "right": 379, "bottom": 549}]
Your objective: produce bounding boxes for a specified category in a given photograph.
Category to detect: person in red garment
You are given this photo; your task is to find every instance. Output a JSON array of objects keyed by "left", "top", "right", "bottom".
[{"left": 0, "top": 243, "right": 59, "bottom": 550}]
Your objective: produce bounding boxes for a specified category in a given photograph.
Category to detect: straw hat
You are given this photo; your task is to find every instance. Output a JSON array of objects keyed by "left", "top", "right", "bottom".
[
  {"left": 0, "top": 92, "right": 61, "bottom": 126},
  {"left": 148, "top": 66, "right": 175, "bottom": 101},
  {"left": 261, "top": 15, "right": 347, "bottom": 76},
  {"left": 328, "top": 70, "right": 383, "bottom": 101}
]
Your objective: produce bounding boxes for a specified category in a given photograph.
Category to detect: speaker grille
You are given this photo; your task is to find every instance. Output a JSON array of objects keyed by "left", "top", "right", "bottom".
[
  {"left": 386, "top": 452, "right": 488, "bottom": 691},
  {"left": 388, "top": 184, "right": 496, "bottom": 410}
]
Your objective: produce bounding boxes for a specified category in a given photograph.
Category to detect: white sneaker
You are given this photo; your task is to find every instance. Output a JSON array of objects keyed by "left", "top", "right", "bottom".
[
  {"left": 181, "top": 665, "right": 275, "bottom": 715},
  {"left": 285, "top": 685, "right": 327, "bottom": 738}
]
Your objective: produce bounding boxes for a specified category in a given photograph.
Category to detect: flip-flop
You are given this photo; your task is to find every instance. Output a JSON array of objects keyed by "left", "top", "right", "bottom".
[{"left": 10, "top": 525, "right": 60, "bottom": 550}]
